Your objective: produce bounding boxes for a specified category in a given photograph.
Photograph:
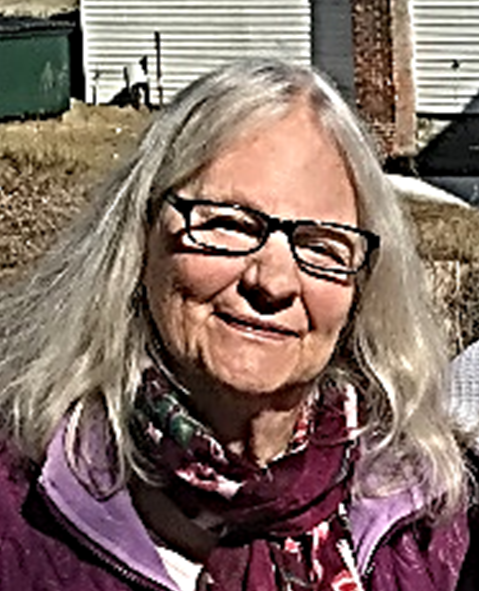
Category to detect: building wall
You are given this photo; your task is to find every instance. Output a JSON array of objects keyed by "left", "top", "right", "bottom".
[
  {"left": 391, "top": 0, "right": 415, "bottom": 155},
  {"left": 311, "top": 0, "right": 355, "bottom": 104},
  {"left": 412, "top": 0, "right": 479, "bottom": 115},
  {"left": 351, "top": 0, "right": 415, "bottom": 158},
  {"left": 81, "top": 0, "right": 311, "bottom": 106},
  {"left": 351, "top": 0, "right": 395, "bottom": 156}
]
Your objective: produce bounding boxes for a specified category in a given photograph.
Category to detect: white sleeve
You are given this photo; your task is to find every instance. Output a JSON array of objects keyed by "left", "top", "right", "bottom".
[{"left": 449, "top": 340, "right": 479, "bottom": 447}]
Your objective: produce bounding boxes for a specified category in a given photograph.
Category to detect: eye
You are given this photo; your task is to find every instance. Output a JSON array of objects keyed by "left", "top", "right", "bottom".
[
  {"left": 294, "top": 225, "right": 355, "bottom": 269},
  {"left": 306, "top": 241, "right": 350, "bottom": 266},
  {"left": 192, "top": 207, "right": 263, "bottom": 237}
]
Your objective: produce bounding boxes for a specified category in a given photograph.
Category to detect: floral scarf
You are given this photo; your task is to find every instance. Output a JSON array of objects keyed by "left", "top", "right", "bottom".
[{"left": 131, "top": 365, "right": 363, "bottom": 591}]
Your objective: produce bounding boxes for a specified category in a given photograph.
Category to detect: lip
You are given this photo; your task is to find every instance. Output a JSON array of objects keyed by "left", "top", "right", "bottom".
[{"left": 215, "top": 311, "right": 301, "bottom": 339}]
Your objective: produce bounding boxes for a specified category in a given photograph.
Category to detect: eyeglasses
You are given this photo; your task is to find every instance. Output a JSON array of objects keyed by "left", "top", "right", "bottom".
[{"left": 164, "top": 192, "right": 380, "bottom": 278}]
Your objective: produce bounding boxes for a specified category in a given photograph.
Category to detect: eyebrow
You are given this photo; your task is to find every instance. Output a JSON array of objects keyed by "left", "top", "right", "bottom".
[
  {"left": 173, "top": 192, "right": 361, "bottom": 232},
  {"left": 195, "top": 189, "right": 260, "bottom": 211}
]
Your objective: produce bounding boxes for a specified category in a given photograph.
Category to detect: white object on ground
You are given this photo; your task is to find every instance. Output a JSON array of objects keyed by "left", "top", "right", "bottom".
[{"left": 387, "top": 174, "right": 471, "bottom": 208}]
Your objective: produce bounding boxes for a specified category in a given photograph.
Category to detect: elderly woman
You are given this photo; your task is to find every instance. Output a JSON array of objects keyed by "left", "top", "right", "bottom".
[{"left": 0, "top": 59, "right": 470, "bottom": 591}]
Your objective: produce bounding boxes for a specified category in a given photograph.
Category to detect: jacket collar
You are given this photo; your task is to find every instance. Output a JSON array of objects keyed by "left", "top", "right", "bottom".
[
  {"left": 39, "top": 415, "right": 428, "bottom": 583},
  {"left": 39, "top": 419, "right": 179, "bottom": 591},
  {"left": 349, "top": 484, "right": 426, "bottom": 574}
]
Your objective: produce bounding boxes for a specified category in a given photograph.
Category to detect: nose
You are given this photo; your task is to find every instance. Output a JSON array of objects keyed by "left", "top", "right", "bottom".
[{"left": 239, "top": 230, "right": 302, "bottom": 314}]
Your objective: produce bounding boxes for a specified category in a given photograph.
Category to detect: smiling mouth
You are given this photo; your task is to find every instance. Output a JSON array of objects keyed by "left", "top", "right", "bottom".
[{"left": 215, "top": 311, "right": 300, "bottom": 338}]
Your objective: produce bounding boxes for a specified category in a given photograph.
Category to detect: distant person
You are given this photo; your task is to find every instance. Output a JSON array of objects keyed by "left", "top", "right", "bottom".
[{"left": 0, "top": 58, "right": 473, "bottom": 590}]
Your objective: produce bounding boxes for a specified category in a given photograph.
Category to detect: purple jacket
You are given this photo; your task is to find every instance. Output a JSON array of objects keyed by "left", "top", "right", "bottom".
[{"left": 0, "top": 423, "right": 470, "bottom": 591}]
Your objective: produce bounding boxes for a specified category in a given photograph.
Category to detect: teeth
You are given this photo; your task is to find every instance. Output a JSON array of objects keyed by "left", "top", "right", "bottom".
[
  {"left": 217, "top": 312, "right": 298, "bottom": 337},
  {"left": 221, "top": 312, "right": 271, "bottom": 332}
]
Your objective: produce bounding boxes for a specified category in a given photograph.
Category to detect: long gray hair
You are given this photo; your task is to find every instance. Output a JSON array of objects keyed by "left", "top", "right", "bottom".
[{"left": 0, "top": 58, "right": 464, "bottom": 510}]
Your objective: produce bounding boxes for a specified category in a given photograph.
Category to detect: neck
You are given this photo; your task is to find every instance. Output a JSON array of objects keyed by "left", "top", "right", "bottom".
[
  {"left": 179, "top": 371, "right": 314, "bottom": 466},
  {"left": 149, "top": 340, "right": 315, "bottom": 466}
]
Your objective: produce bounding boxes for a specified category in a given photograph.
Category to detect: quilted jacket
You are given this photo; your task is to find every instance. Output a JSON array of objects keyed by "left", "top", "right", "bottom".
[{"left": 0, "top": 424, "right": 472, "bottom": 591}]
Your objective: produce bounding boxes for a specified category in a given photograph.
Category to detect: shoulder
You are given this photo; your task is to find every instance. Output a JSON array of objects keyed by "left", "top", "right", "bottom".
[
  {"left": 368, "top": 509, "right": 468, "bottom": 591},
  {"left": 0, "top": 439, "right": 132, "bottom": 591},
  {"left": 350, "top": 489, "right": 469, "bottom": 591}
]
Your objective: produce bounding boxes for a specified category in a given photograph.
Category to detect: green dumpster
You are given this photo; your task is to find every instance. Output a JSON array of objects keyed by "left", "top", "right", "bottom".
[{"left": 0, "top": 17, "right": 73, "bottom": 120}]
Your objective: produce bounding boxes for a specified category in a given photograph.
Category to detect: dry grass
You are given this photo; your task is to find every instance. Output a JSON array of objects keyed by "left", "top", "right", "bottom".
[
  {"left": 0, "top": 101, "right": 149, "bottom": 181},
  {"left": 406, "top": 199, "right": 479, "bottom": 262},
  {"left": 404, "top": 199, "right": 479, "bottom": 355},
  {"left": 421, "top": 259, "right": 479, "bottom": 355},
  {"left": 0, "top": 101, "right": 151, "bottom": 280}
]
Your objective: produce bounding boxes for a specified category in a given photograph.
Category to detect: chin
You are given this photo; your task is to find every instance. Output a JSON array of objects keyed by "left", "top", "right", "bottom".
[
  {"left": 199, "top": 355, "right": 317, "bottom": 398},
  {"left": 218, "top": 373, "right": 289, "bottom": 396}
]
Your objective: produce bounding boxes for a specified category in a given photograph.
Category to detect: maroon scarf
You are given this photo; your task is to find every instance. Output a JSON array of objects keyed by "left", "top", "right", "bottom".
[{"left": 131, "top": 365, "right": 362, "bottom": 591}]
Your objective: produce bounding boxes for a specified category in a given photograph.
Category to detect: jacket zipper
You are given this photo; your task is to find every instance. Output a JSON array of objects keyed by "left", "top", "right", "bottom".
[{"left": 36, "top": 482, "right": 175, "bottom": 591}]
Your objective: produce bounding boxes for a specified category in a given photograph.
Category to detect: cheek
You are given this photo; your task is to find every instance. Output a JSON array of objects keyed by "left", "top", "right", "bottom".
[
  {"left": 172, "top": 254, "right": 244, "bottom": 300},
  {"left": 144, "top": 246, "right": 247, "bottom": 356},
  {"left": 294, "top": 280, "right": 355, "bottom": 381},
  {"left": 304, "top": 280, "right": 355, "bottom": 338},
  {"left": 153, "top": 210, "right": 247, "bottom": 300}
]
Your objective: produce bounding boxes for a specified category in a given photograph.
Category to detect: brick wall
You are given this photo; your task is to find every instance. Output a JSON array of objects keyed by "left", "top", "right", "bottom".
[
  {"left": 351, "top": 0, "right": 395, "bottom": 157},
  {"left": 350, "top": 0, "right": 415, "bottom": 159}
]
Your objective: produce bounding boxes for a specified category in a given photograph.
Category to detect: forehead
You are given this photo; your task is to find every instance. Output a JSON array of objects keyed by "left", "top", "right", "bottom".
[{"left": 194, "top": 101, "right": 357, "bottom": 225}]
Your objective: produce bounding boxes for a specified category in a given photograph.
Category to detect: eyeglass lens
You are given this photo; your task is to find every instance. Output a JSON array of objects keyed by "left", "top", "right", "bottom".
[
  {"left": 187, "top": 201, "right": 366, "bottom": 274},
  {"left": 190, "top": 203, "right": 264, "bottom": 252}
]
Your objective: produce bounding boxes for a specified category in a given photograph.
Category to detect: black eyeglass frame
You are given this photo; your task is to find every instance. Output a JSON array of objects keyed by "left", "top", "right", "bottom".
[{"left": 163, "top": 192, "right": 380, "bottom": 278}]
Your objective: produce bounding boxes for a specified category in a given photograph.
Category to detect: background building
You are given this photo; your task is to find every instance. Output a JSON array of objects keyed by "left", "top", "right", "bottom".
[{"left": 3, "top": 0, "right": 479, "bottom": 202}]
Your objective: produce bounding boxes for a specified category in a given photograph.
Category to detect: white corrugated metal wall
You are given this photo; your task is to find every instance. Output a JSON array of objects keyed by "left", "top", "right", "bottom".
[
  {"left": 81, "top": 0, "right": 311, "bottom": 105},
  {"left": 412, "top": 0, "right": 479, "bottom": 114}
]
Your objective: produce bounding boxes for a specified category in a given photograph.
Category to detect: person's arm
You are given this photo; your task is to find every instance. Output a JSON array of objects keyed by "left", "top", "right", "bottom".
[{"left": 449, "top": 341, "right": 479, "bottom": 445}]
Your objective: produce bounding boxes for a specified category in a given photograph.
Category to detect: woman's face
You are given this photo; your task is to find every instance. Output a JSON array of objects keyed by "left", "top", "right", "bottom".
[{"left": 144, "top": 101, "right": 357, "bottom": 396}]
